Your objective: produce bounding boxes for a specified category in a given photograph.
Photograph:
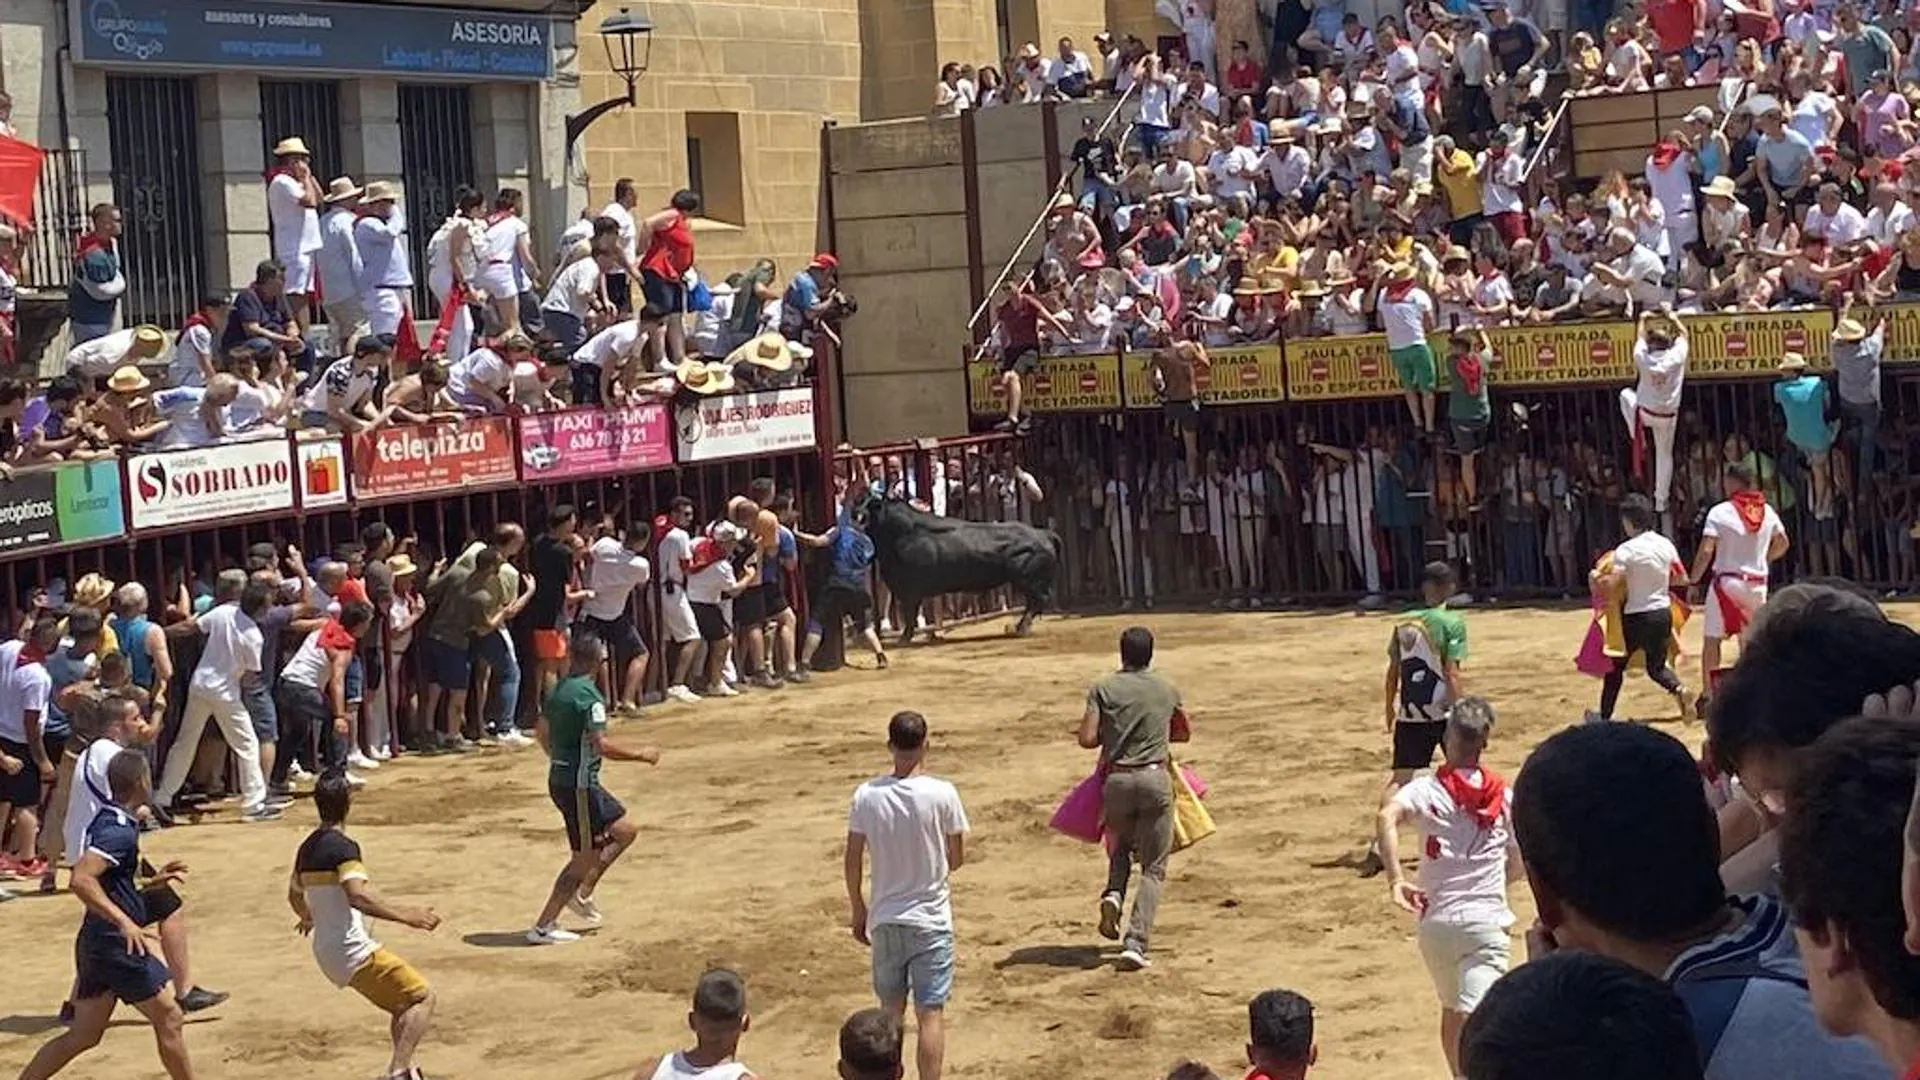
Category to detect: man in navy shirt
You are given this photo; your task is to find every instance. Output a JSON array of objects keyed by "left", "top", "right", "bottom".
[
  {"left": 223, "top": 259, "right": 315, "bottom": 374},
  {"left": 17, "top": 748, "right": 199, "bottom": 1079}
]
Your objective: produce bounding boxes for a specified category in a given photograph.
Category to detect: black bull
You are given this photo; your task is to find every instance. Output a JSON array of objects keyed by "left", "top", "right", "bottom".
[{"left": 859, "top": 496, "right": 1062, "bottom": 642}]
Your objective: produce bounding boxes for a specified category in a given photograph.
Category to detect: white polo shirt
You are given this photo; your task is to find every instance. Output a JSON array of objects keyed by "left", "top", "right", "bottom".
[
  {"left": 1390, "top": 771, "right": 1516, "bottom": 929},
  {"left": 1612, "top": 530, "right": 1683, "bottom": 615},
  {"left": 189, "top": 603, "right": 262, "bottom": 702},
  {"left": 1380, "top": 288, "right": 1435, "bottom": 349},
  {"left": 1632, "top": 336, "right": 1688, "bottom": 413},
  {"left": 1705, "top": 500, "right": 1786, "bottom": 578},
  {"left": 0, "top": 639, "right": 50, "bottom": 744}
]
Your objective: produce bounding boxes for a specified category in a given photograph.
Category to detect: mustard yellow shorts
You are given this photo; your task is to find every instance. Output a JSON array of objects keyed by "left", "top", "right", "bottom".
[{"left": 348, "top": 948, "right": 431, "bottom": 1014}]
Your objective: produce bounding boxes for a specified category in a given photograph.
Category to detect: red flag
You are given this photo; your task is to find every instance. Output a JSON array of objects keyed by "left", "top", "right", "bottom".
[
  {"left": 394, "top": 309, "right": 423, "bottom": 366},
  {"left": 426, "top": 283, "right": 468, "bottom": 358},
  {"left": 0, "top": 135, "right": 44, "bottom": 228}
]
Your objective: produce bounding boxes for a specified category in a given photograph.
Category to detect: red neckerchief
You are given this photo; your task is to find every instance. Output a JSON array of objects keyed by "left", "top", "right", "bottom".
[
  {"left": 484, "top": 209, "right": 515, "bottom": 227},
  {"left": 1487, "top": 145, "right": 1509, "bottom": 161},
  {"left": 318, "top": 618, "right": 357, "bottom": 652},
  {"left": 1385, "top": 279, "right": 1418, "bottom": 302},
  {"left": 1651, "top": 141, "right": 1683, "bottom": 169},
  {"left": 181, "top": 312, "right": 213, "bottom": 335},
  {"left": 1454, "top": 349, "right": 1485, "bottom": 395},
  {"left": 1437, "top": 764, "right": 1508, "bottom": 830},
  {"left": 1730, "top": 488, "right": 1769, "bottom": 533},
  {"left": 17, "top": 643, "right": 46, "bottom": 666},
  {"left": 74, "top": 232, "right": 112, "bottom": 260},
  {"left": 686, "top": 535, "right": 728, "bottom": 575},
  {"left": 1902, "top": 1047, "right": 1920, "bottom": 1080}
]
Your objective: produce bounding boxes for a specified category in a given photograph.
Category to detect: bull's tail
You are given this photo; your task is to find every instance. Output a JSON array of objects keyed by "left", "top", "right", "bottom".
[{"left": 1046, "top": 529, "right": 1064, "bottom": 559}]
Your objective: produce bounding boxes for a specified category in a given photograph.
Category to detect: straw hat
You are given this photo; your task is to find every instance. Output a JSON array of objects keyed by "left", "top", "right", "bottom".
[
  {"left": 71, "top": 573, "right": 115, "bottom": 609},
  {"left": 1018, "top": 43, "right": 1041, "bottom": 60},
  {"left": 363, "top": 180, "right": 400, "bottom": 203},
  {"left": 1386, "top": 262, "right": 1417, "bottom": 285},
  {"left": 107, "top": 366, "right": 150, "bottom": 394},
  {"left": 674, "top": 358, "right": 737, "bottom": 395},
  {"left": 727, "top": 332, "right": 806, "bottom": 372},
  {"left": 1296, "top": 281, "right": 1329, "bottom": 299},
  {"left": 1834, "top": 317, "right": 1869, "bottom": 342},
  {"left": 129, "top": 325, "right": 167, "bottom": 359},
  {"left": 1231, "top": 276, "right": 1277, "bottom": 297},
  {"left": 1049, "top": 192, "right": 1078, "bottom": 214},
  {"left": 272, "top": 136, "right": 312, "bottom": 158},
  {"left": 1703, "top": 175, "right": 1739, "bottom": 200},
  {"left": 323, "top": 176, "right": 364, "bottom": 204},
  {"left": 386, "top": 554, "right": 419, "bottom": 578},
  {"left": 1777, "top": 351, "right": 1808, "bottom": 373}
]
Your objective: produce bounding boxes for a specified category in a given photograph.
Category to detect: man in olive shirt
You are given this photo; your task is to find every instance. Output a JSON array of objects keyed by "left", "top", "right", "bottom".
[
  {"left": 420, "top": 554, "right": 481, "bottom": 752},
  {"left": 1076, "top": 626, "right": 1184, "bottom": 972}
]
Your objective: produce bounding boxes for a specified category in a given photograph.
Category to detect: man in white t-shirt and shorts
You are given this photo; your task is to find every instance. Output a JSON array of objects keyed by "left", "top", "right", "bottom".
[
  {"left": 1589, "top": 493, "right": 1692, "bottom": 723},
  {"left": 1376, "top": 698, "right": 1518, "bottom": 1080},
  {"left": 1376, "top": 263, "right": 1438, "bottom": 435},
  {"left": 1689, "top": 459, "right": 1789, "bottom": 708},
  {"left": 657, "top": 497, "right": 705, "bottom": 704},
  {"left": 846, "top": 711, "right": 969, "bottom": 1080},
  {"left": 1621, "top": 303, "right": 1687, "bottom": 520},
  {"left": 266, "top": 137, "right": 324, "bottom": 335}
]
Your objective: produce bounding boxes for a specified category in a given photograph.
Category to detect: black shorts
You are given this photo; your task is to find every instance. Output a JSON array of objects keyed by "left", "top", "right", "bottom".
[
  {"left": 1391, "top": 719, "right": 1447, "bottom": 772},
  {"left": 816, "top": 582, "right": 873, "bottom": 635},
  {"left": 1450, "top": 419, "right": 1489, "bottom": 456},
  {"left": 1000, "top": 345, "right": 1041, "bottom": 376},
  {"left": 760, "top": 581, "right": 791, "bottom": 619},
  {"left": 138, "top": 860, "right": 184, "bottom": 925},
  {"left": 1164, "top": 399, "right": 1199, "bottom": 432},
  {"left": 75, "top": 934, "right": 171, "bottom": 1005},
  {"left": 639, "top": 269, "right": 684, "bottom": 320},
  {"left": 550, "top": 782, "right": 627, "bottom": 853},
  {"left": 0, "top": 736, "right": 42, "bottom": 808},
  {"left": 606, "top": 271, "right": 632, "bottom": 314},
  {"left": 731, "top": 582, "right": 768, "bottom": 628},
  {"left": 691, "top": 601, "right": 732, "bottom": 642},
  {"left": 579, "top": 613, "right": 645, "bottom": 656}
]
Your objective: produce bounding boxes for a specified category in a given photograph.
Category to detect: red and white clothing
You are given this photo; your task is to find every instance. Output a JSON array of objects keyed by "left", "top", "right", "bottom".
[
  {"left": 1392, "top": 766, "right": 1516, "bottom": 1012},
  {"left": 1702, "top": 496, "right": 1785, "bottom": 639},
  {"left": 268, "top": 171, "right": 322, "bottom": 294},
  {"left": 476, "top": 211, "right": 529, "bottom": 302},
  {"left": 1621, "top": 335, "right": 1687, "bottom": 512}
]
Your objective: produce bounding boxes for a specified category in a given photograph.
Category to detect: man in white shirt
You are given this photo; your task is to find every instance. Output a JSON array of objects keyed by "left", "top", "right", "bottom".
[
  {"left": 601, "top": 178, "right": 641, "bottom": 314},
  {"left": 1376, "top": 263, "right": 1438, "bottom": 433},
  {"left": 579, "top": 529, "right": 652, "bottom": 715},
  {"left": 1804, "top": 182, "right": 1869, "bottom": 250},
  {"left": 1620, "top": 304, "right": 1687, "bottom": 516},
  {"left": 316, "top": 177, "right": 368, "bottom": 352},
  {"left": 1048, "top": 36, "right": 1094, "bottom": 97},
  {"left": 153, "top": 571, "right": 277, "bottom": 821},
  {"left": 1212, "top": 128, "right": 1263, "bottom": 204},
  {"left": 1474, "top": 130, "right": 1528, "bottom": 247},
  {"left": 658, "top": 496, "right": 705, "bottom": 703},
  {"left": 168, "top": 295, "right": 230, "bottom": 389},
  {"left": 1179, "top": 61, "right": 1221, "bottom": 120},
  {"left": 1587, "top": 227, "right": 1669, "bottom": 313},
  {"left": 845, "top": 710, "right": 968, "bottom": 1080},
  {"left": 354, "top": 181, "right": 413, "bottom": 337},
  {"left": 1260, "top": 131, "right": 1312, "bottom": 203},
  {"left": 0, "top": 618, "right": 58, "bottom": 870},
  {"left": 1588, "top": 494, "right": 1691, "bottom": 723},
  {"left": 1377, "top": 699, "right": 1517, "bottom": 1079},
  {"left": 543, "top": 251, "right": 614, "bottom": 355},
  {"left": 1866, "top": 182, "right": 1915, "bottom": 246},
  {"left": 1689, "top": 460, "right": 1789, "bottom": 701},
  {"left": 266, "top": 136, "right": 325, "bottom": 334}
]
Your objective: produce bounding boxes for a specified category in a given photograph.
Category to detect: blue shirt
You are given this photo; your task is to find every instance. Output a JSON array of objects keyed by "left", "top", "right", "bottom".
[
  {"left": 68, "top": 247, "right": 121, "bottom": 326},
  {"left": 1773, "top": 376, "right": 1834, "bottom": 452},
  {"left": 782, "top": 271, "right": 821, "bottom": 334},
  {"left": 762, "top": 525, "right": 797, "bottom": 588},
  {"left": 41, "top": 646, "right": 90, "bottom": 738},
  {"left": 223, "top": 286, "right": 292, "bottom": 352},
  {"left": 109, "top": 615, "right": 154, "bottom": 689},
  {"left": 830, "top": 506, "right": 874, "bottom": 590},
  {"left": 78, "top": 805, "right": 147, "bottom": 945},
  {"left": 1374, "top": 446, "right": 1421, "bottom": 529}
]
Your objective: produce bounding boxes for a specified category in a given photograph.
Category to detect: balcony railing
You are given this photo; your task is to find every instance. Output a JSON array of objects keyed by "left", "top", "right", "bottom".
[{"left": 17, "top": 148, "right": 88, "bottom": 295}]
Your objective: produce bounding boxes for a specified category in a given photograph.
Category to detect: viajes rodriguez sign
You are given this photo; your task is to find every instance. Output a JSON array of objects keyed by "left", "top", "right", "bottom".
[
  {"left": 674, "top": 388, "right": 817, "bottom": 463},
  {"left": 129, "top": 438, "right": 295, "bottom": 530},
  {"left": 519, "top": 404, "right": 674, "bottom": 482},
  {"left": 0, "top": 460, "right": 125, "bottom": 552},
  {"left": 351, "top": 417, "right": 517, "bottom": 500}
]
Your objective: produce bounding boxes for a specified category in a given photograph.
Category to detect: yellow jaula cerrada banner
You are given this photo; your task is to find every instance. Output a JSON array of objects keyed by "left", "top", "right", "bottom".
[
  {"left": 968, "top": 353, "right": 1123, "bottom": 415},
  {"left": 1121, "top": 343, "right": 1287, "bottom": 406}
]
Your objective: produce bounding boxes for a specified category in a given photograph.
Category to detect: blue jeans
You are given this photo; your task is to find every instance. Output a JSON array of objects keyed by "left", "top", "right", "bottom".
[
  {"left": 869, "top": 923, "right": 955, "bottom": 1008},
  {"left": 471, "top": 630, "right": 520, "bottom": 733}
]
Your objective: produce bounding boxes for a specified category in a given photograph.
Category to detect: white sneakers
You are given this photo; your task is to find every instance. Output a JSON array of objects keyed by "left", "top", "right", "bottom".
[
  {"left": 497, "top": 730, "right": 535, "bottom": 749},
  {"left": 348, "top": 752, "right": 380, "bottom": 771},
  {"left": 709, "top": 682, "right": 740, "bottom": 698},
  {"left": 1117, "top": 948, "right": 1151, "bottom": 971},
  {"left": 665, "top": 685, "right": 701, "bottom": 704},
  {"left": 566, "top": 892, "right": 604, "bottom": 927},
  {"left": 525, "top": 924, "right": 582, "bottom": 946}
]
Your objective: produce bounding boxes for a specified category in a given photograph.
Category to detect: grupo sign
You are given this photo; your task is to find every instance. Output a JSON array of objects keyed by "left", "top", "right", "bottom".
[
  {"left": 350, "top": 417, "right": 517, "bottom": 501},
  {"left": 519, "top": 404, "right": 674, "bottom": 481},
  {"left": 129, "top": 438, "right": 295, "bottom": 530},
  {"left": 674, "top": 387, "right": 817, "bottom": 463}
]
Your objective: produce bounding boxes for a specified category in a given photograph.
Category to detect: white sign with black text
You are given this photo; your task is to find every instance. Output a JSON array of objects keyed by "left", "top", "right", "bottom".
[
  {"left": 129, "top": 438, "right": 297, "bottom": 530},
  {"left": 674, "top": 387, "right": 817, "bottom": 463}
]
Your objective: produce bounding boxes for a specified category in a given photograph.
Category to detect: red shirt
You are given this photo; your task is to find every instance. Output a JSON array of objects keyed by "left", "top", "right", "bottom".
[
  {"left": 1225, "top": 59, "right": 1261, "bottom": 95},
  {"left": 337, "top": 578, "right": 369, "bottom": 606},
  {"left": 998, "top": 294, "right": 1044, "bottom": 348},
  {"left": 640, "top": 210, "right": 694, "bottom": 278},
  {"left": 1646, "top": 0, "right": 1699, "bottom": 54}
]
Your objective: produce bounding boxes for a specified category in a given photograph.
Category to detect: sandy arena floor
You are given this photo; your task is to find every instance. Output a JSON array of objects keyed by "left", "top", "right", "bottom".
[{"left": 0, "top": 601, "right": 1834, "bottom": 1080}]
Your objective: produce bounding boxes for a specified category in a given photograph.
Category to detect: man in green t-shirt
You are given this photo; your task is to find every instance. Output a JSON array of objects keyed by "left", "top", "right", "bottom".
[
  {"left": 526, "top": 633, "right": 659, "bottom": 946},
  {"left": 1361, "top": 561, "right": 1468, "bottom": 877},
  {"left": 1446, "top": 329, "right": 1492, "bottom": 508}
]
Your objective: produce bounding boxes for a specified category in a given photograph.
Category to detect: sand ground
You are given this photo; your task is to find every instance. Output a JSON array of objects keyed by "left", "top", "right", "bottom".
[{"left": 0, "top": 601, "right": 1817, "bottom": 1080}]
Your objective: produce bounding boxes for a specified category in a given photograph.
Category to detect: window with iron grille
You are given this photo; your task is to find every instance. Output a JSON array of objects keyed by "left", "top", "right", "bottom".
[
  {"left": 106, "top": 75, "right": 207, "bottom": 328},
  {"left": 398, "top": 84, "right": 477, "bottom": 318}
]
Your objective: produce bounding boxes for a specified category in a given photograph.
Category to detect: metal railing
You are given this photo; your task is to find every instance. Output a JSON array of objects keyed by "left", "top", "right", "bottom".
[{"left": 16, "top": 148, "right": 89, "bottom": 294}]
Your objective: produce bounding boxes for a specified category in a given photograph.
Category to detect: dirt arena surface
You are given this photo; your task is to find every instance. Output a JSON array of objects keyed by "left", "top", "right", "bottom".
[{"left": 5, "top": 601, "right": 1873, "bottom": 1080}]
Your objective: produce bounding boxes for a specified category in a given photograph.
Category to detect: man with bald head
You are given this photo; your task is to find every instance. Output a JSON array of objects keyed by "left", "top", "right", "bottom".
[{"left": 153, "top": 569, "right": 278, "bottom": 823}]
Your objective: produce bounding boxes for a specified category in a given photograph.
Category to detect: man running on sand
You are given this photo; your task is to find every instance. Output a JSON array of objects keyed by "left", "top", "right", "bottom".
[
  {"left": 288, "top": 774, "right": 440, "bottom": 1080},
  {"left": 631, "top": 968, "right": 758, "bottom": 1080},
  {"left": 1688, "top": 460, "right": 1788, "bottom": 709},
  {"left": 17, "top": 749, "right": 197, "bottom": 1080},
  {"left": 1361, "top": 561, "right": 1465, "bottom": 877},
  {"left": 1375, "top": 698, "right": 1519, "bottom": 1079},
  {"left": 845, "top": 711, "right": 968, "bottom": 1080},
  {"left": 528, "top": 633, "right": 660, "bottom": 944},
  {"left": 1589, "top": 493, "right": 1692, "bottom": 723}
]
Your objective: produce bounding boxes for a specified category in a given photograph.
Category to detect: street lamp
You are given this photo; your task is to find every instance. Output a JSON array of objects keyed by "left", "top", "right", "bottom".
[{"left": 565, "top": 6, "right": 653, "bottom": 155}]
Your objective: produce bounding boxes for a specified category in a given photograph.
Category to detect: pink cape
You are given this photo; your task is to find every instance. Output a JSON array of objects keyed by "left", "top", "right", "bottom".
[{"left": 1050, "top": 764, "right": 1209, "bottom": 845}]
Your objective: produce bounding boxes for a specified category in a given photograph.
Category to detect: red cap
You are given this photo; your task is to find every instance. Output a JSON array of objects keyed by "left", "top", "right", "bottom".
[{"left": 809, "top": 252, "right": 839, "bottom": 270}]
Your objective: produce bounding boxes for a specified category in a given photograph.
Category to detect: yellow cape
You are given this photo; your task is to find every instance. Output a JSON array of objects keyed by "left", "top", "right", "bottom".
[{"left": 1593, "top": 551, "right": 1688, "bottom": 664}]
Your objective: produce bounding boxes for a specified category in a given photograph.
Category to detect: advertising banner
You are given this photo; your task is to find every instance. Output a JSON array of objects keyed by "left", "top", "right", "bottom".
[
  {"left": 1122, "top": 343, "right": 1285, "bottom": 407},
  {"left": 1468, "top": 322, "right": 1637, "bottom": 386},
  {"left": 1880, "top": 303, "right": 1920, "bottom": 365},
  {"left": 0, "top": 460, "right": 125, "bottom": 552},
  {"left": 674, "top": 387, "right": 817, "bottom": 463},
  {"left": 968, "top": 353, "right": 1124, "bottom": 415},
  {"left": 129, "top": 438, "right": 295, "bottom": 530},
  {"left": 350, "top": 417, "right": 517, "bottom": 501},
  {"left": 73, "top": 0, "right": 553, "bottom": 80},
  {"left": 295, "top": 435, "right": 347, "bottom": 511},
  {"left": 1682, "top": 310, "right": 1833, "bottom": 377},
  {"left": 520, "top": 404, "right": 675, "bottom": 481},
  {"left": 1284, "top": 334, "right": 1404, "bottom": 401}
]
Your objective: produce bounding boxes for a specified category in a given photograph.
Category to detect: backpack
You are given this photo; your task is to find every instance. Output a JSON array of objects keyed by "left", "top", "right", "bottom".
[{"left": 1391, "top": 618, "right": 1450, "bottom": 721}]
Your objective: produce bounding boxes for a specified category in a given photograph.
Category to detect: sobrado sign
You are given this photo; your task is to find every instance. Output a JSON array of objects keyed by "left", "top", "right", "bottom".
[
  {"left": 0, "top": 460, "right": 125, "bottom": 552},
  {"left": 350, "top": 417, "right": 517, "bottom": 500},
  {"left": 675, "top": 388, "right": 816, "bottom": 463},
  {"left": 129, "top": 439, "right": 295, "bottom": 530}
]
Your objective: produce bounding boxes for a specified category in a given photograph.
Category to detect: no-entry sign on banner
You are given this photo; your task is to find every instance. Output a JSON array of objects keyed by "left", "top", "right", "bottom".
[
  {"left": 129, "top": 438, "right": 295, "bottom": 529},
  {"left": 519, "top": 404, "right": 674, "bottom": 481},
  {"left": 350, "top": 417, "right": 517, "bottom": 500},
  {"left": 674, "top": 388, "right": 817, "bottom": 462}
]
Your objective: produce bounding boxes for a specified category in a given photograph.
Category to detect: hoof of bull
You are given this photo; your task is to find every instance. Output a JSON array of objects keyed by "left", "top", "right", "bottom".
[{"left": 1010, "top": 621, "right": 1035, "bottom": 637}]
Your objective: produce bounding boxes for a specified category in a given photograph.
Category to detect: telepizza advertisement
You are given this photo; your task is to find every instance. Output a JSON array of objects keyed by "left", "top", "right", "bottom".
[
  {"left": 1121, "top": 344, "right": 1286, "bottom": 407},
  {"left": 1681, "top": 310, "right": 1833, "bottom": 377},
  {"left": 969, "top": 353, "right": 1122, "bottom": 415}
]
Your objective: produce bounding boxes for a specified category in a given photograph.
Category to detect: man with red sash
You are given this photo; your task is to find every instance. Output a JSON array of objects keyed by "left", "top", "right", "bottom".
[
  {"left": 1621, "top": 303, "right": 1687, "bottom": 521},
  {"left": 1375, "top": 698, "right": 1519, "bottom": 1080},
  {"left": 1689, "top": 459, "right": 1789, "bottom": 706}
]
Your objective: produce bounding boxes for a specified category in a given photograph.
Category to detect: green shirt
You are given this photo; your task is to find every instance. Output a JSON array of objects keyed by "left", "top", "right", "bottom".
[
  {"left": 1447, "top": 348, "right": 1491, "bottom": 424},
  {"left": 1406, "top": 606, "right": 1468, "bottom": 664},
  {"left": 1087, "top": 668, "right": 1182, "bottom": 768},
  {"left": 544, "top": 674, "right": 607, "bottom": 789}
]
